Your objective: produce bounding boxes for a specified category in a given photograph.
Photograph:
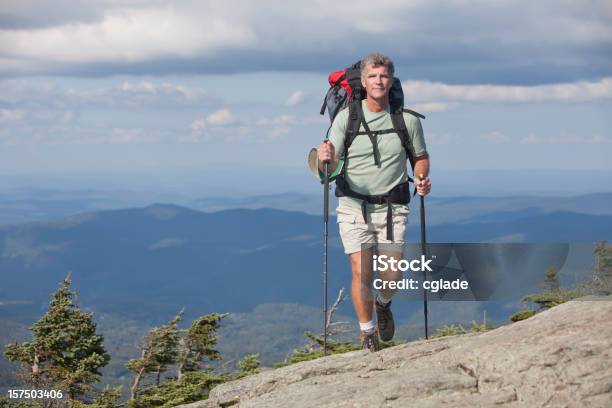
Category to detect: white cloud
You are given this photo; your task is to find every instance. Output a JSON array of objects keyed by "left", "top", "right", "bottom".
[
  {"left": 189, "top": 118, "right": 207, "bottom": 142},
  {"left": 0, "top": 80, "right": 58, "bottom": 105},
  {"left": 191, "top": 118, "right": 206, "bottom": 132},
  {"left": 403, "top": 77, "right": 612, "bottom": 104},
  {"left": 76, "top": 81, "right": 209, "bottom": 107},
  {"left": 0, "top": 6, "right": 257, "bottom": 65},
  {"left": 269, "top": 126, "right": 290, "bottom": 139},
  {"left": 480, "top": 131, "right": 508, "bottom": 143},
  {"left": 1, "top": 1, "right": 610, "bottom": 81},
  {"left": 31, "top": 110, "right": 75, "bottom": 124},
  {"left": 285, "top": 91, "right": 305, "bottom": 106},
  {"left": 205, "top": 109, "right": 234, "bottom": 126},
  {"left": 0, "top": 108, "right": 24, "bottom": 122},
  {"left": 256, "top": 115, "right": 295, "bottom": 126},
  {"left": 520, "top": 133, "right": 610, "bottom": 145},
  {"left": 107, "top": 128, "right": 149, "bottom": 144},
  {"left": 0, "top": 0, "right": 104, "bottom": 29},
  {"left": 116, "top": 81, "right": 204, "bottom": 100},
  {"left": 425, "top": 132, "right": 458, "bottom": 145},
  {"left": 189, "top": 110, "right": 248, "bottom": 143},
  {"left": 0, "top": 79, "right": 212, "bottom": 108},
  {"left": 410, "top": 102, "right": 455, "bottom": 113}
]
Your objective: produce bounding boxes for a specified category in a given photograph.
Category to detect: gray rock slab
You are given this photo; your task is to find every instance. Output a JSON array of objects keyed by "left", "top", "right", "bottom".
[{"left": 178, "top": 297, "right": 612, "bottom": 407}]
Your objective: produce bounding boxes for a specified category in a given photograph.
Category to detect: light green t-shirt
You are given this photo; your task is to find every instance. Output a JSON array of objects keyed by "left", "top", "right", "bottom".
[{"left": 329, "top": 100, "right": 427, "bottom": 212}]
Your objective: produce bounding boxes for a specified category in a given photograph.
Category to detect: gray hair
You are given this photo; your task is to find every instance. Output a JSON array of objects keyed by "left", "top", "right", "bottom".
[{"left": 360, "top": 53, "right": 395, "bottom": 79}]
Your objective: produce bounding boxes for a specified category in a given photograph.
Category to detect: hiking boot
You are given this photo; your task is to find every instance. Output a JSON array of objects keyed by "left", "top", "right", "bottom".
[
  {"left": 375, "top": 300, "right": 395, "bottom": 341},
  {"left": 360, "top": 330, "right": 380, "bottom": 352}
]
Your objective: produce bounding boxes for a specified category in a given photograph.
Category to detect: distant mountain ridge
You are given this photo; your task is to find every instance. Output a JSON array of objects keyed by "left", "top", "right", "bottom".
[
  {"left": 0, "top": 205, "right": 340, "bottom": 311},
  {"left": 2, "top": 189, "right": 612, "bottom": 226},
  {"left": 428, "top": 210, "right": 612, "bottom": 242},
  {"left": 190, "top": 192, "right": 612, "bottom": 225},
  {"left": 1, "top": 203, "right": 610, "bottom": 312}
]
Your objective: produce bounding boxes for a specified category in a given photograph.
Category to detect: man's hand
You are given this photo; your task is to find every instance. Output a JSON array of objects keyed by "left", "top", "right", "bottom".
[
  {"left": 416, "top": 174, "right": 431, "bottom": 196},
  {"left": 317, "top": 140, "right": 339, "bottom": 173},
  {"left": 317, "top": 140, "right": 335, "bottom": 162}
]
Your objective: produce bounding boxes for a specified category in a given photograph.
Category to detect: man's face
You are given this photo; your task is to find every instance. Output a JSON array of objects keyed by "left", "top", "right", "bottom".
[{"left": 361, "top": 64, "right": 392, "bottom": 100}]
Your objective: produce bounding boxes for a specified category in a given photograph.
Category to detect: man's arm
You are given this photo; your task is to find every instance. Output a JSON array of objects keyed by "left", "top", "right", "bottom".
[
  {"left": 413, "top": 154, "right": 431, "bottom": 196},
  {"left": 413, "top": 154, "right": 429, "bottom": 178}
]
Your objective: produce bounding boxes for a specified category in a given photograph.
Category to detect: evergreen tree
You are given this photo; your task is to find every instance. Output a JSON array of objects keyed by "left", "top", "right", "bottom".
[
  {"left": 71, "top": 386, "right": 122, "bottom": 408},
  {"left": 592, "top": 241, "right": 612, "bottom": 295},
  {"left": 4, "top": 274, "right": 110, "bottom": 402},
  {"left": 126, "top": 310, "right": 183, "bottom": 401},
  {"left": 235, "top": 354, "right": 260, "bottom": 379},
  {"left": 133, "top": 371, "right": 227, "bottom": 408},
  {"left": 128, "top": 313, "right": 227, "bottom": 407},
  {"left": 177, "top": 313, "right": 226, "bottom": 380}
]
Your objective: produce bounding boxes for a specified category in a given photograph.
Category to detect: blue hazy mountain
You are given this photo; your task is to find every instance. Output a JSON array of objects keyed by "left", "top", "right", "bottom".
[
  {"left": 1, "top": 204, "right": 610, "bottom": 317},
  {"left": 191, "top": 192, "right": 612, "bottom": 225},
  {"left": 427, "top": 210, "right": 612, "bottom": 243},
  {"left": 2, "top": 188, "right": 612, "bottom": 226},
  {"left": 0, "top": 205, "right": 344, "bottom": 313}
]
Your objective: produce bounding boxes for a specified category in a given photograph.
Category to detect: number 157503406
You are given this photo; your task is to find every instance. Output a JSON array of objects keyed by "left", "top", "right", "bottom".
[{"left": 8, "top": 389, "right": 64, "bottom": 399}]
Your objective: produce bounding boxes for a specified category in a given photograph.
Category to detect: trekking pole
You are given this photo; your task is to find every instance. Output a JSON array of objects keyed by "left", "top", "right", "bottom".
[
  {"left": 419, "top": 174, "right": 429, "bottom": 339},
  {"left": 322, "top": 146, "right": 330, "bottom": 356}
]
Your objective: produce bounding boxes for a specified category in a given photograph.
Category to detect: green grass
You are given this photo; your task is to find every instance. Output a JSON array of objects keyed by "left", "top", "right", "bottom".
[
  {"left": 522, "top": 288, "right": 588, "bottom": 309},
  {"left": 509, "top": 309, "right": 537, "bottom": 322}
]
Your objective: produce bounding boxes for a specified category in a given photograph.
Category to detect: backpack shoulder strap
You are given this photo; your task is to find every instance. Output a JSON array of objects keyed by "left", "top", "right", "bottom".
[
  {"left": 345, "top": 101, "right": 361, "bottom": 156},
  {"left": 403, "top": 108, "right": 426, "bottom": 119},
  {"left": 346, "top": 101, "right": 382, "bottom": 167},
  {"left": 390, "top": 109, "right": 415, "bottom": 173}
]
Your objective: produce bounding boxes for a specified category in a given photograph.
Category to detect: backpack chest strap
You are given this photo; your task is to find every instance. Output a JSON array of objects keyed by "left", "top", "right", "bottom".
[{"left": 352, "top": 128, "right": 397, "bottom": 136}]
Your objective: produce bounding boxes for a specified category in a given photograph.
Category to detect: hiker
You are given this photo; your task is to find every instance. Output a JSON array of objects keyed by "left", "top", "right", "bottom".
[{"left": 317, "top": 53, "right": 431, "bottom": 351}]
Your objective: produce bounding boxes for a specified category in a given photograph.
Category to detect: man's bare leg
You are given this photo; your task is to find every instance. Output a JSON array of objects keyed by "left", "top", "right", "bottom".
[
  {"left": 349, "top": 249, "right": 374, "bottom": 324},
  {"left": 377, "top": 250, "right": 403, "bottom": 301},
  {"left": 350, "top": 249, "right": 402, "bottom": 322}
]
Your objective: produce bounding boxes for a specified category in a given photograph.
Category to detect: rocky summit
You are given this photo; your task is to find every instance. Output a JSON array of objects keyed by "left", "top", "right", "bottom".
[{"left": 179, "top": 297, "right": 612, "bottom": 407}]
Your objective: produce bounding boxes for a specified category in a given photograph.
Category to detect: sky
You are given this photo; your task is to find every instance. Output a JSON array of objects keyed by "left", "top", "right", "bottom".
[{"left": 0, "top": 0, "right": 611, "bottom": 195}]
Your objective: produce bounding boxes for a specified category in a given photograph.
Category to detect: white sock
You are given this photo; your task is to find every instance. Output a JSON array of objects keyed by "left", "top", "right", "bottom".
[
  {"left": 359, "top": 320, "right": 376, "bottom": 333},
  {"left": 377, "top": 293, "right": 391, "bottom": 305}
]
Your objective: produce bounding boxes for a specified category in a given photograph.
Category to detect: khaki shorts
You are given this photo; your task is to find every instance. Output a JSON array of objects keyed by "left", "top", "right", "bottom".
[{"left": 336, "top": 204, "right": 409, "bottom": 254}]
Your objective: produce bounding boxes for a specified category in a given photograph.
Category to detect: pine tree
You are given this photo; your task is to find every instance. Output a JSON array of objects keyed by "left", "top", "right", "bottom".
[
  {"left": 129, "top": 313, "right": 228, "bottom": 408},
  {"left": 177, "top": 313, "right": 226, "bottom": 380},
  {"left": 4, "top": 274, "right": 110, "bottom": 402},
  {"left": 126, "top": 310, "right": 183, "bottom": 401},
  {"left": 592, "top": 241, "right": 612, "bottom": 295},
  {"left": 235, "top": 354, "right": 260, "bottom": 379},
  {"left": 71, "top": 386, "right": 122, "bottom": 408}
]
